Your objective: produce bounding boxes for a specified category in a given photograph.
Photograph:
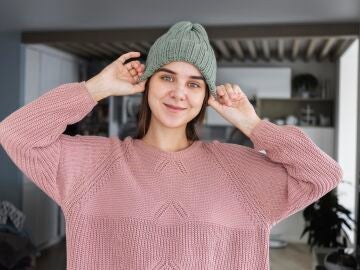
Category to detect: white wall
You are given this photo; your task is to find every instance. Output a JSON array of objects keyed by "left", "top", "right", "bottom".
[{"left": 337, "top": 38, "right": 359, "bottom": 245}]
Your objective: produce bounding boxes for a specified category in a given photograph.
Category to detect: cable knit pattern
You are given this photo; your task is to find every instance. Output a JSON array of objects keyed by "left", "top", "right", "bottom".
[{"left": 0, "top": 81, "right": 343, "bottom": 270}]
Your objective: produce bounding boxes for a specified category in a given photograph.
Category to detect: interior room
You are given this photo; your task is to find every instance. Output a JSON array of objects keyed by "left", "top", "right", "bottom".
[{"left": 0, "top": 1, "right": 359, "bottom": 269}]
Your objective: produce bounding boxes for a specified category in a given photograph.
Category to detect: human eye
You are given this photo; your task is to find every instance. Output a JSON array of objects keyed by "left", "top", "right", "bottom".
[
  {"left": 161, "top": 75, "right": 173, "bottom": 81},
  {"left": 189, "top": 82, "right": 201, "bottom": 88}
]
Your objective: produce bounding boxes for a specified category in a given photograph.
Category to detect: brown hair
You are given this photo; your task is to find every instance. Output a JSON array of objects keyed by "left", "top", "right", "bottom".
[{"left": 134, "top": 76, "right": 210, "bottom": 141}]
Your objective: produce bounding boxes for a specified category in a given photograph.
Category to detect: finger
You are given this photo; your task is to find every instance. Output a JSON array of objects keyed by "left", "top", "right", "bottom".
[
  {"left": 132, "top": 80, "right": 146, "bottom": 93},
  {"left": 208, "top": 94, "right": 220, "bottom": 110},
  {"left": 129, "top": 68, "right": 137, "bottom": 76},
  {"left": 233, "top": 84, "right": 247, "bottom": 100},
  {"left": 125, "top": 60, "right": 140, "bottom": 71},
  {"left": 231, "top": 84, "right": 242, "bottom": 100},
  {"left": 133, "top": 62, "right": 145, "bottom": 74},
  {"left": 126, "top": 62, "right": 144, "bottom": 77},
  {"left": 233, "top": 84, "right": 243, "bottom": 95},
  {"left": 223, "top": 84, "right": 233, "bottom": 106},
  {"left": 140, "top": 64, "right": 145, "bottom": 71},
  {"left": 225, "top": 83, "right": 236, "bottom": 99},
  {"left": 215, "top": 86, "right": 223, "bottom": 102},
  {"left": 133, "top": 70, "right": 144, "bottom": 81},
  {"left": 216, "top": 86, "right": 228, "bottom": 105},
  {"left": 216, "top": 85, "right": 225, "bottom": 96},
  {"left": 117, "top": 51, "right": 141, "bottom": 64}
]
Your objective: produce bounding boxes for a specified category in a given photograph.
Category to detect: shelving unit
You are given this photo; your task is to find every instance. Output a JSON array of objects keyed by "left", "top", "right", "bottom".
[{"left": 256, "top": 97, "right": 335, "bottom": 127}]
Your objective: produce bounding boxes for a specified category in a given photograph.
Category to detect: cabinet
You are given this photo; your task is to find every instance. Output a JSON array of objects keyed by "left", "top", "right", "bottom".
[
  {"left": 256, "top": 97, "right": 335, "bottom": 127},
  {"left": 22, "top": 44, "right": 84, "bottom": 249}
]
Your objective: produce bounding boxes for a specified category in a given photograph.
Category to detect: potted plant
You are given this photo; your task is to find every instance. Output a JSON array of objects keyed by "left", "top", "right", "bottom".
[{"left": 300, "top": 188, "right": 356, "bottom": 267}]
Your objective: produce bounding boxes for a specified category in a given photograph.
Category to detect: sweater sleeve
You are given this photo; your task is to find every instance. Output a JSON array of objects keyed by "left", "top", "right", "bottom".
[
  {"left": 0, "top": 81, "right": 114, "bottom": 209},
  {"left": 215, "top": 119, "right": 343, "bottom": 227}
]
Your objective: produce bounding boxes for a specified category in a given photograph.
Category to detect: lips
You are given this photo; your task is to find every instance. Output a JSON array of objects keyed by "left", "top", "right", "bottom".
[{"left": 164, "top": 103, "right": 186, "bottom": 110}]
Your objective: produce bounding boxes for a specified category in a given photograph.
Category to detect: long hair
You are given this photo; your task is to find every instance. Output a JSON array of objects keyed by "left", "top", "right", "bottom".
[{"left": 134, "top": 75, "right": 210, "bottom": 141}]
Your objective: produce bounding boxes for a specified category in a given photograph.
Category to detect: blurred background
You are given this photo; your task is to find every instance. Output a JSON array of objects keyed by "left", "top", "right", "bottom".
[{"left": 0, "top": 0, "right": 359, "bottom": 269}]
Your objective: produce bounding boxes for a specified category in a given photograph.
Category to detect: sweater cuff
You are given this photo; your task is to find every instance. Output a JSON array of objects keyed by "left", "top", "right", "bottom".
[
  {"left": 79, "top": 81, "right": 99, "bottom": 106},
  {"left": 248, "top": 119, "right": 284, "bottom": 152}
]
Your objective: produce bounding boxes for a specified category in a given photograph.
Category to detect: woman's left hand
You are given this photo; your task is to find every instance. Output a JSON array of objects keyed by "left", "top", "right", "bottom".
[{"left": 207, "top": 83, "right": 262, "bottom": 137}]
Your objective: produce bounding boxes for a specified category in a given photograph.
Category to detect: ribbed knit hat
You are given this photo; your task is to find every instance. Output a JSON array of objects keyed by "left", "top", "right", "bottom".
[{"left": 136, "top": 21, "right": 217, "bottom": 97}]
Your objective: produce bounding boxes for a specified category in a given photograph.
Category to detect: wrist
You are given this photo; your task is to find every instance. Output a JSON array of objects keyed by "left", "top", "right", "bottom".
[
  {"left": 238, "top": 116, "right": 262, "bottom": 137},
  {"left": 85, "top": 76, "right": 110, "bottom": 102}
]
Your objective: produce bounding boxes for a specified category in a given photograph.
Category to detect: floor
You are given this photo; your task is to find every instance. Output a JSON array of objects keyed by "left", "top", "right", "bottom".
[
  {"left": 36, "top": 239, "right": 312, "bottom": 270},
  {"left": 270, "top": 242, "right": 312, "bottom": 270}
]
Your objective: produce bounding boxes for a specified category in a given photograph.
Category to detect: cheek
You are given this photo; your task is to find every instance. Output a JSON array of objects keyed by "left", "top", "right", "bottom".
[
  {"left": 148, "top": 85, "right": 168, "bottom": 104},
  {"left": 147, "top": 85, "right": 162, "bottom": 105},
  {"left": 147, "top": 95, "right": 158, "bottom": 114},
  {"left": 189, "top": 92, "right": 206, "bottom": 109}
]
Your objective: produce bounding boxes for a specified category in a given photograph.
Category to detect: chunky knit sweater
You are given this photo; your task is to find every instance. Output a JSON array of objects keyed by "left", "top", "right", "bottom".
[{"left": 0, "top": 81, "right": 343, "bottom": 270}]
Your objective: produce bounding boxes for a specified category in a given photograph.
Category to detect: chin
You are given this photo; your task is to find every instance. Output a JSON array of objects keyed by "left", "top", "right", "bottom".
[{"left": 159, "top": 117, "right": 188, "bottom": 129}]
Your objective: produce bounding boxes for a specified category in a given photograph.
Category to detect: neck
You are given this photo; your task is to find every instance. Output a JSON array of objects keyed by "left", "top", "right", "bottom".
[{"left": 141, "top": 123, "right": 192, "bottom": 152}]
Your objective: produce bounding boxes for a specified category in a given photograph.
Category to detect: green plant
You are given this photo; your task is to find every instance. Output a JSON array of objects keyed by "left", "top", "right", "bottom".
[{"left": 300, "top": 189, "right": 356, "bottom": 251}]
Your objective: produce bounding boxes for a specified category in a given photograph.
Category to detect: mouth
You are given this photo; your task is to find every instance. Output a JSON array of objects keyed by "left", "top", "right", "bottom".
[{"left": 164, "top": 103, "right": 186, "bottom": 112}]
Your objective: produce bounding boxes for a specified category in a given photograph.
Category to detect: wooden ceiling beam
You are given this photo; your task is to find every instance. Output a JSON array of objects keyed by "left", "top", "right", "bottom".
[
  {"left": 305, "top": 38, "right": 321, "bottom": 61},
  {"left": 319, "top": 38, "right": 338, "bottom": 61},
  {"left": 246, "top": 39, "right": 257, "bottom": 60},
  {"left": 125, "top": 42, "right": 148, "bottom": 55},
  {"left": 85, "top": 43, "right": 114, "bottom": 58},
  {"left": 140, "top": 41, "right": 152, "bottom": 50},
  {"left": 277, "top": 39, "right": 285, "bottom": 61},
  {"left": 331, "top": 38, "right": 356, "bottom": 61},
  {"left": 261, "top": 39, "right": 270, "bottom": 61},
  {"left": 98, "top": 42, "right": 123, "bottom": 55},
  {"left": 111, "top": 42, "right": 134, "bottom": 54},
  {"left": 228, "top": 39, "right": 245, "bottom": 61},
  {"left": 48, "top": 43, "right": 91, "bottom": 58},
  {"left": 291, "top": 39, "right": 301, "bottom": 61},
  {"left": 65, "top": 42, "right": 104, "bottom": 58},
  {"left": 212, "top": 40, "right": 232, "bottom": 61},
  {"left": 22, "top": 22, "right": 359, "bottom": 44}
]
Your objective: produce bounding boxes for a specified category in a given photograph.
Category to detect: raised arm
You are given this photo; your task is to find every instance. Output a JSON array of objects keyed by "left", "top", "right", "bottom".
[
  {"left": 0, "top": 82, "right": 108, "bottom": 207},
  {"left": 0, "top": 51, "right": 147, "bottom": 210},
  {"left": 213, "top": 119, "right": 343, "bottom": 227}
]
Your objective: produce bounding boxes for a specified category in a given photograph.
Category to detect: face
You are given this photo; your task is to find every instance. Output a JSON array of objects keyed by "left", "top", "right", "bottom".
[{"left": 147, "top": 61, "right": 207, "bottom": 129}]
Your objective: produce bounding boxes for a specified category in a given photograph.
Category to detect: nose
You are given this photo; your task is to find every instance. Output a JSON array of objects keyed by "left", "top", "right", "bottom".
[{"left": 170, "top": 84, "right": 186, "bottom": 101}]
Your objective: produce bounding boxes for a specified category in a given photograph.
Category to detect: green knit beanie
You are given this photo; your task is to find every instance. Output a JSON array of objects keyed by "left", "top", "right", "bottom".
[{"left": 136, "top": 21, "right": 217, "bottom": 97}]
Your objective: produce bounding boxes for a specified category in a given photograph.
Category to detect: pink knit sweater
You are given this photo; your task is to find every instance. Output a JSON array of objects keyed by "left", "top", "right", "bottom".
[{"left": 0, "top": 81, "right": 343, "bottom": 270}]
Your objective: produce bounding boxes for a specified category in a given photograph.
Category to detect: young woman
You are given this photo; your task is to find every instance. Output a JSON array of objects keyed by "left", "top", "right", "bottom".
[{"left": 0, "top": 21, "right": 343, "bottom": 270}]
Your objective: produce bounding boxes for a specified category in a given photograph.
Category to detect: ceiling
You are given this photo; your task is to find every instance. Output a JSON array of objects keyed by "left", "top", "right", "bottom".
[
  {"left": 1, "top": 0, "right": 359, "bottom": 32},
  {"left": 2, "top": 0, "right": 359, "bottom": 62},
  {"left": 22, "top": 23, "right": 359, "bottom": 63}
]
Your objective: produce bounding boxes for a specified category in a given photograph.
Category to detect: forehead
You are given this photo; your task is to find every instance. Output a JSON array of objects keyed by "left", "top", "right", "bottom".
[{"left": 160, "top": 61, "right": 202, "bottom": 77}]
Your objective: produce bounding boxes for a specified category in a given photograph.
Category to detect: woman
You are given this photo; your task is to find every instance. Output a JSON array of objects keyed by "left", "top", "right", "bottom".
[{"left": 0, "top": 21, "right": 343, "bottom": 270}]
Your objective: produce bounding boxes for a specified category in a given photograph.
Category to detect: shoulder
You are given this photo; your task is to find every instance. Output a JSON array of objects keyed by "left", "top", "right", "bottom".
[
  {"left": 60, "top": 134, "right": 118, "bottom": 148},
  {"left": 204, "top": 140, "right": 269, "bottom": 164},
  {"left": 59, "top": 134, "right": 130, "bottom": 159},
  {"left": 205, "top": 140, "right": 262, "bottom": 155}
]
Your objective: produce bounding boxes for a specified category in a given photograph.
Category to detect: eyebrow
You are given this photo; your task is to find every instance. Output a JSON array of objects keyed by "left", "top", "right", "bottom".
[{"left": 156, "top": 68, "right": 205, "bottom": 81}]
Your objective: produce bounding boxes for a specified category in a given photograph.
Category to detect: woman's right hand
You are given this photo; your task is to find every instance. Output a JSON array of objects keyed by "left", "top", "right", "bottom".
[{"left": 85, "top": 51, "right": 147, "bottom": 101}]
